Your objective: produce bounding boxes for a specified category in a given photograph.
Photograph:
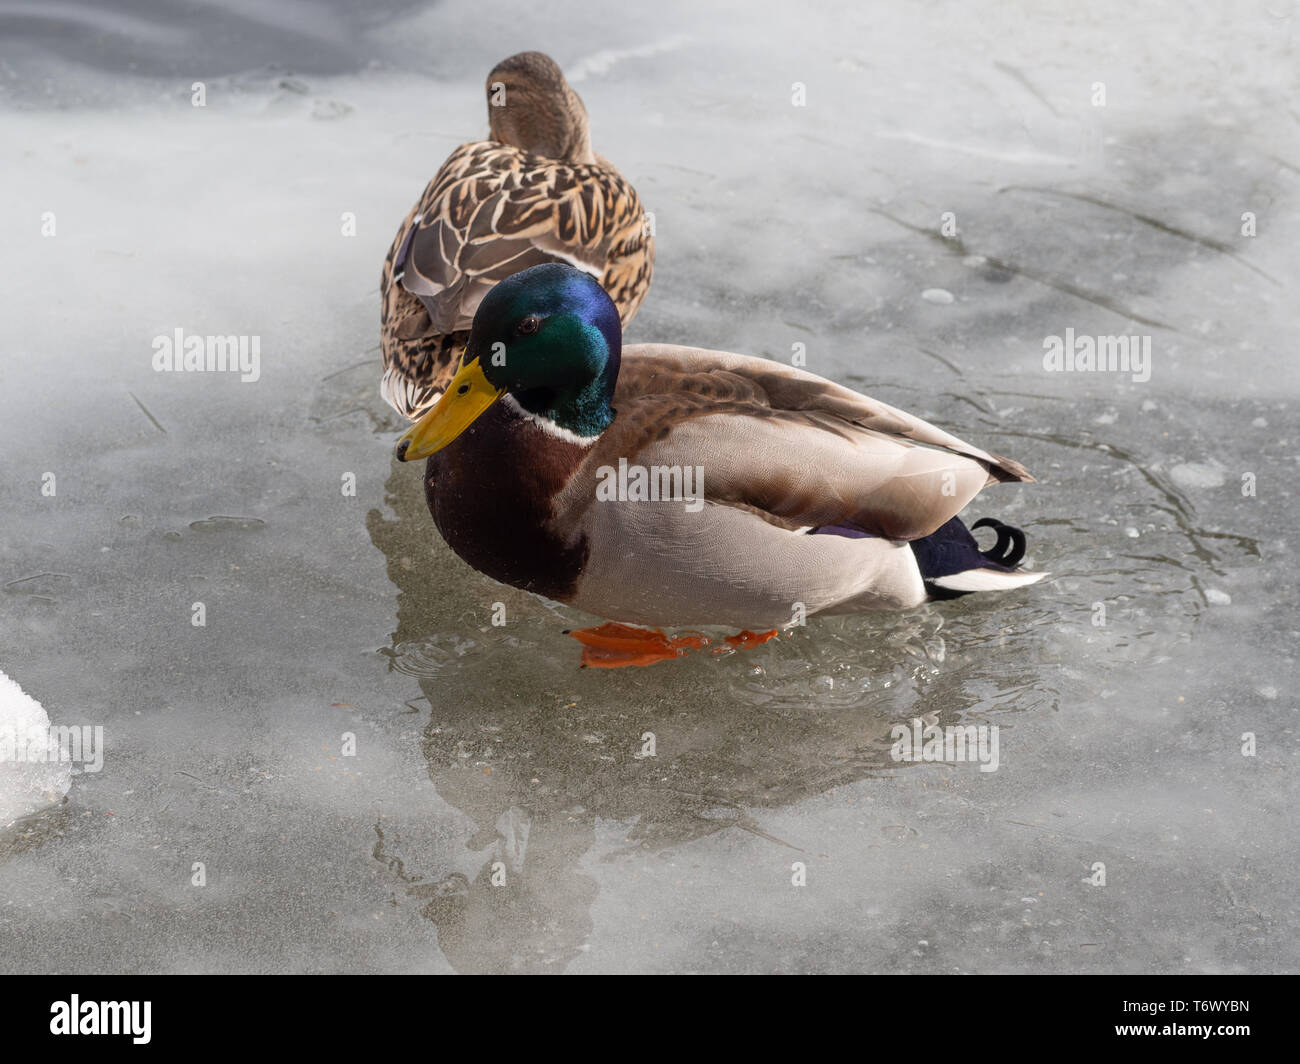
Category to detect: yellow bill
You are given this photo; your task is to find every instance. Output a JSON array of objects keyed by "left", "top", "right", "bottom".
[{"left": 396, "top": 358, "right": 505, "bottom": 461}]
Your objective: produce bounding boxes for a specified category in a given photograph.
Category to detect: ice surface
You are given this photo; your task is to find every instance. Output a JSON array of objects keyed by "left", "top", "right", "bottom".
[{"left": 0, "top": 0, "right": 1295, "bottom": 973}]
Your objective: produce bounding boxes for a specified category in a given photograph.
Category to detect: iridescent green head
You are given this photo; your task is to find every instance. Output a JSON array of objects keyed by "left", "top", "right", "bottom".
[{"left": 397, "top": 263, "right": 622, "bottom": 460}]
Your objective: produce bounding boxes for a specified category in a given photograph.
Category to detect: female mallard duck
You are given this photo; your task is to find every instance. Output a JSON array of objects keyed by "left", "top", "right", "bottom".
[
  {"left": 396, "top": 264, "right": 1045, "bottom": 667},
  {"left": 380, "top": 51, "right": 654, "bottom": 418}
]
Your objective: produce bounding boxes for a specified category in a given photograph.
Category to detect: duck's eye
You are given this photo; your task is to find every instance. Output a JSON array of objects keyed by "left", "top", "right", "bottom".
[{"left": 516, "top": 315, "right": 541, "bottom": 335}]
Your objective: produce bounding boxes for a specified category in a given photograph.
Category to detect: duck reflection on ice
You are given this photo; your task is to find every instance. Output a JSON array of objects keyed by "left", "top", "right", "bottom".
[{"left": 366, "top": 454, "right": 1063, "bottom": 973}]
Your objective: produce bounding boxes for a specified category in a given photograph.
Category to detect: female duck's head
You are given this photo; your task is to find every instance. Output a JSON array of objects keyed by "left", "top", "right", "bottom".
[
  {"left": 485, "top": 52, "right": 593, "bottom": 164},
  {"left": 396, "top": 263, "right": 622, "bottom": 461}
]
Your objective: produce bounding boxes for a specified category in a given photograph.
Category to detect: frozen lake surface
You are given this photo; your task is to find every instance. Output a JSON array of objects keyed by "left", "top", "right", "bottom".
[{"left": 0, "top": 0, "right": 1296, "bottom": 972}]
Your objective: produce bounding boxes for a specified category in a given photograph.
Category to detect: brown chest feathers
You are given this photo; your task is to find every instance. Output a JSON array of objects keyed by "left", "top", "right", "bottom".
[{"left": 425, "top": 402, "right": 590, "bottom": 601}]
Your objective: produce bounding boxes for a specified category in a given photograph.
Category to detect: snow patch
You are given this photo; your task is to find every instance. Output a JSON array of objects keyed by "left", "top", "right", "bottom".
[
  {"left": 1170, "top": 463, "right": 1226, "bottom": 489},
  {"left": 0, "top": 669, "right": 72, "bottom": 829}
]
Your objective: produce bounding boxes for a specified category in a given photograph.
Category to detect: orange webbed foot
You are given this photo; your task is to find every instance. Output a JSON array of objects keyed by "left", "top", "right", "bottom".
[
  {"left": 566, "top": 624, "right": 782, "bottom": 668},
  {"left": 565, "top": 623, "right": 709, "bottom": 669},
  {"left": 715, "top": 629, "right": 780, "bottom": 653}
]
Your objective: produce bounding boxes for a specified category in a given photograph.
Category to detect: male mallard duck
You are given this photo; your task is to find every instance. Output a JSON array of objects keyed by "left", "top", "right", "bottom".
[
  {"left": 396, "top": 264, "right": 1045, "bottom": 667},
  {"left": 380, "top": 51, "right": 654, "bottom": 418}
]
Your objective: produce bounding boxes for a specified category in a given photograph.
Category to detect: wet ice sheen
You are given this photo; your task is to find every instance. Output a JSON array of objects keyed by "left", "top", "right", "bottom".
[{"left": 0, "top": 0, "right": 1294, "bottom": 974}]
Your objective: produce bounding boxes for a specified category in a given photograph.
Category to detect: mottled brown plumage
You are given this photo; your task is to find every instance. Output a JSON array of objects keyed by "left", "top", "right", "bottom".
[{"left": 380, "top": 52, "right": 654, "bottom": 418}]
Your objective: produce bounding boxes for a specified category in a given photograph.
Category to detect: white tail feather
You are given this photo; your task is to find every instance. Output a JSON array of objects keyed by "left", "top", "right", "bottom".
[
  {"left": 380, "top": 365, "right": 442, "bottom": 421},
  {"left": 931, "top": 569, "right": 1048, "bottom": 593}
]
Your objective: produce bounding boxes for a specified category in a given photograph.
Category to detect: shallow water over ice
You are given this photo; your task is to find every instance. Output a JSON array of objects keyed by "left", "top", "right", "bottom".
[{"left": 0, "top": 0, "right": 1295, "bottom": 973}]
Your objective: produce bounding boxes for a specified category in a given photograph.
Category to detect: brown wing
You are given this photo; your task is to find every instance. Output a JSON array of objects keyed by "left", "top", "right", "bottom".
[
  {"left": 394, "top": 141, "right": 652, "bottom": 331},
  {"left": 550, "top": 344, "right": 1033, "bottom": 543},
  {"left": 380, "top": 141, "right": 654, "bottom": 417}
]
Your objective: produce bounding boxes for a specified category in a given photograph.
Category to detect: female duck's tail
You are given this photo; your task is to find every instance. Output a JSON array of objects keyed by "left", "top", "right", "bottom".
[{"left": 910, "top": 517, "right": 1046, "bottom": 599}]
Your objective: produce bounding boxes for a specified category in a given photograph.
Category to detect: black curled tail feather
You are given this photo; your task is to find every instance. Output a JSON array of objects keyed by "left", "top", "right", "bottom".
[{"left": 970, "top": 518, "right": 1026, "bottom": 567}]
